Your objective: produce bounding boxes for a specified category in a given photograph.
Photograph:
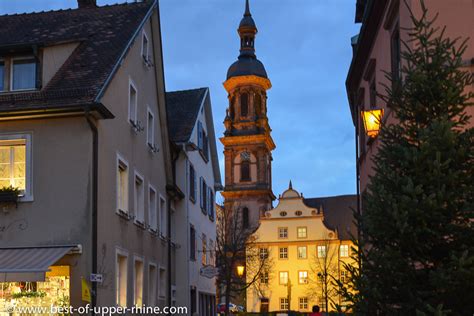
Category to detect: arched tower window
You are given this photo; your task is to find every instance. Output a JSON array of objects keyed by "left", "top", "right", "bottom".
[
  {"left": 241, "top": 93, "right": 249, "bottom": 117},
  {"left": 242, "top": 207, "right": 249, "bottom": 228},
  {"left": 241, "top": 160, "right": 250, "bottom": 181},
  {"left": 254, "top": 93, "right": 262, "bottom": 116},
  {"left": 230, "top": 96, "right": 235, "bottom": 119}
]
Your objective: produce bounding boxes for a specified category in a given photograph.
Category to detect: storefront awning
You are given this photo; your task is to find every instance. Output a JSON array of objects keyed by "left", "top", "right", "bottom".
[{"left": 0, "top": 246, "right": 74, "bottom": 282}]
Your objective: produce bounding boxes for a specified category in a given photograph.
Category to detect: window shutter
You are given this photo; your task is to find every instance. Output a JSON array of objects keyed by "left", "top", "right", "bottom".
[
  {"left": 197, "top": 121, "right": 203, "bottom": 150},
  {"left": 199, "top": 177, "right": 204, "bottom": 209},
  {"left": 207, "top": 188, "right": 211, "bottom": 216}
]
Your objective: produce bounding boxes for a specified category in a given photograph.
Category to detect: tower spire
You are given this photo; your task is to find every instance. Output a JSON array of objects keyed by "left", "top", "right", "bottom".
[{"left": 244, "top": 0, "right": 251, "bottom": 16}]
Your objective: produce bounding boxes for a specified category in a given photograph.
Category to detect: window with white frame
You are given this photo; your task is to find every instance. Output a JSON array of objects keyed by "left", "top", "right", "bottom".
[
  {"left": 148, "top": 185, "right": 157, "bottom": 231},
  {"left": 134, "top": 172, "right": 144, "bottom": 224},
  {"left": 129, "top": 79, "right": 138, "bottom": 124},
  {"left": 298, "top": 271, "right": 308, "bottom": 284},
  {"left": 297, "top": 227, "right": 307, "bottom": 238},
  {"left": 159, "top": 196, "right": 167, "bottom": 237},
  {"left": 159, "top": 267, "right": 166, "bottom": 298},
  {"left": 0, "top": 60, "right": 4, "bottom": 91},
  {"left": 340, "top": 244, "right": 349, "bottom": 257},
  {"left": 317, "top": 245, "right": 327, "bottom": 258},
  {"left": 259, "top": 248, "right": 269, "bottom": 260},
  {"left": 133, "top": 257, "right": 144, "bottom": 307},
  {"left": 142, "top": 31, "right": 150, "bottom": 61},
  {"left": 200, "top": 177, "right": 207, "bottom": 213},
  {"left": 260, "top": 271, "right": 269, "bottom": 284},
  {"left": 147, "top": 108, "right": 155, "bottom": 148},
  {"left": 279, "top": 271, "right": 288, "bottom": 285},
  {"left": 189, "top": 164, "right": 196, "bottom": 202},
  {"left": 299, "top": 297, "right": 308, "bottom": 310},
  {"left": 116, "top": 251, "right": 128, "bottom": 307},
  {"left": 117, "top": 155, "right": 129, "bottom": 214},
  {"left": 0, "top": 134, "right": 32, "bottom": 200},
  {"left": 340, "top": 270, "right": 348, "bottom": 283},
  {"left": 280, "top": 298, "right": 288, "bottom": 310},
  {"left": 12, "top": 57, "right": 36, "bottom": 91},
  {"left": 279, "top": 247, "right": 288, "bottom": 259},
  {"left": 148, "top": 263, "right": 157, "bottom": 306},
  {"left": 297, "top": 246, "right": 307, "bottom": 259},
  {"left": 201, "top": 234, "right": 207, "bottom": 266},
  {"left": 278, "top": 227, "right": 288, "bottom": 239}
]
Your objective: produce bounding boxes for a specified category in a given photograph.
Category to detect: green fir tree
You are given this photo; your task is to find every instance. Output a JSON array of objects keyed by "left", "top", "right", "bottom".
[{"left": 344, "top": 2, "right": 474, "bottom": 315}]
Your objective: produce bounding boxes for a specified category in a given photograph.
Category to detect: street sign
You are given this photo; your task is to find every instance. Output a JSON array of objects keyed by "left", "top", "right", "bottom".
[
  {"left": 200, "top": 265, "right": 219, "bottom": 279},
  {"left": 90, "top": 273, "right": 103, "bottom": 283}
]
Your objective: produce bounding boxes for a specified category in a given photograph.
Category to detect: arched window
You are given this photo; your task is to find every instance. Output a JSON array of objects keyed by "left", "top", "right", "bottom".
[
  {"left": 242, "top": 207, "right": 249, "bottom": 228},
  {"left": 240, "top": 93, "right": 249, "bottom": 117},
  {"left": 230, "top": 96, "right": 235, "bottom": 118},
  {"left": 241, "top": 161, "right": 250, "bottom": 181},
  {"left": 254, "top": 93, "right": 262, "bottom": 116}
]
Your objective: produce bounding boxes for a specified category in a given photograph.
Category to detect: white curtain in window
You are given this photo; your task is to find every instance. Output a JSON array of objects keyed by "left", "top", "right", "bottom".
[{"left": 13, "top": 60, "right": 36, "bottom": 90}]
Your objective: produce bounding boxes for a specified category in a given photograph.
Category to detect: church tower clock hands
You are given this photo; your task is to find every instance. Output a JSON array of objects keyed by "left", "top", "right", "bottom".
[{"left": 221, "top": 0, "right": 276, "bottom": 229}]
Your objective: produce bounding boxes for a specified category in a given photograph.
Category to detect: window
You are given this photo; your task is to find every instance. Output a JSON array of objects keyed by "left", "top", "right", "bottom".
[
  {"left": 116, "top": 251, "right": 128, "bottom": 307},
  {"left": 278, "top": 227, "right": 288, "bottom": 239},
  {"left": 319, "top": 297, "right": 327, "bottom": 311},
  {"left": 299, "top": 297, "right": 308, "bottom": 310},
  {"left": 242, "top": 207, "right": 249, "bottom": 228},
  {"left": 259, "top": 248, "right": 269, "bottom": 260},
  {"left": 117, "top": 155, "right": 129, "bottom": 214},
  {"left": 159, "top": 267, "right": 166, "bottom": 298},
  {"left": 260, "top": 271, "right": 269, "bottom": 284},
  {"left": 134, "top": 172, "right": 145, "bottom": 224},
  {"left": 189, "top": 164, "right": 196, "bottom": 202},
  {"left": 159, "top": 196, "right": 167, "bottom": 237},
  {"left": 142, "top": 31, "right": 150, "bottom": 61},
  {"left": 240, "top": 161, "right": 250, "bottom": 181},
  {"left": 12, "top": 58, "right": 36, "bottom": 91},
  {"left": 279, "top": 247, "right": 288, "bottom": 259},
  {"left": 317, "top": 245, "right": 327, "bottom": 258},
  {"left": 279, "top": 298, "right": 288, "bottom": 310},
  {"left": 129, "top": 79, "right": 138, "bottom": 124},
  {"left": 147, "top": 108, "right": 154, "bottom": 147},
  {"left": 200, "top": 177, "right": 207, "bottom": 213},
  {"left": 254, "top": 93, "right": 262, "bottom": 116},
  {"left": 190, "top": 225, "right": 196, "bottom": 261},
  {"left": 0, "top": 61, "right": 4, "bottom": 91},
  {"left": 0, "top": 134, "right": 32, "bottom": 200},
  {"left": 240, "top": 93, "right": 249, "bottom": 117},
  {"left": 391, "top": 24, "right": 401, "bottom": 82},
  {"left": 340, "top": 270, "right": 348, "bottom": 283},
  {"left": 340, "top": 245, "right": 349, "bottom": 257},
  {"left": 298, "top": 271, "right": 308, "bottom": 284},
  {"left": 148, "top": 264, "right": 157, "bottom": 306},
  {"left": 133, "top": 258, "right": 144, "bottom": 307},
  {"left": 297, "top": 246, "right": 307, "bottom": 259},
  {"left": 201, "top": 234, "right": 207, "bottom": 266},
  {"left": 148, "top": 186, "right": 157, "bottom": 231},
  {"left": 369, "top": 78, "right": 376, "bottom": 109},
  {"left": 197, "top": 121, "right": 209, "bottom": 161},
  {"left": 297, "top": 227, "right": 307, "bottom": 238},
  {"left": 279, "top": 272, "right": 288, "bottom": 285},
  {"left": 208, "top": 188, "right": 215, "bottom": 220}
]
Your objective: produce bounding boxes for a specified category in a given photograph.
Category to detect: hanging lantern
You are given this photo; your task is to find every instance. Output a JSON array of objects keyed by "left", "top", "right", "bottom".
[
  {"left": 236, "top": 265, "right": 245, "bottom": 277},
  {"left": 361, "top": 108, "right": 384, "bottom": 137}
]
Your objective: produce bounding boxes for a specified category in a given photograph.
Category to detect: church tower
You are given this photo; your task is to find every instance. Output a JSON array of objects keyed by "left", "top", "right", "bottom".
[{"left": 221, "top": 0, "right": 275, "bottom": 229}]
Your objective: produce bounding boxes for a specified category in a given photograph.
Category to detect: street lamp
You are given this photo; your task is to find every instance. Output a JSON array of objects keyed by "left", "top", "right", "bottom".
[
  {"left": 236, "top": 265, "right": 245, "bottom": 277},
  {"left": 361, "top": 108, "right": 384, "bottom": 137}
]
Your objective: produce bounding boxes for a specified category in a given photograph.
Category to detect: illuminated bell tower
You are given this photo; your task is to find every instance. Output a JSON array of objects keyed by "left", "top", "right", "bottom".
[{"left": 221, "top": 0, "right": 275, "bottom": 229}]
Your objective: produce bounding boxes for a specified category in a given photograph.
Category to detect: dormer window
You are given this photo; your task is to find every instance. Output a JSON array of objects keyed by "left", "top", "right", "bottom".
[{"left": 12, "top": 58, "right": 36, "bottom": 91}]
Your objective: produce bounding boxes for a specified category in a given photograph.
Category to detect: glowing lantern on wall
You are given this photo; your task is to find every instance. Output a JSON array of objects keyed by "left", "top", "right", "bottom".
[
  {"left": 361, "top": 108, "right": 384, "bottom": 137},
  {"left": 236, "top": 265, "right": 245, "bottom": 277}
]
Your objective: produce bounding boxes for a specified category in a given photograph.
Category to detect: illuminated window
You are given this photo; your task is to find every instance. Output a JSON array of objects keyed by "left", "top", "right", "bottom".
[
  {"left": 133, "top": 257, "right": 144, "bottom": 307},
  {"left": 134, "top": 172, "right": 145, "bottom": 224},
  {"left": 278, "top": 227, "right": 288, "bottom": 239},
  {"left": 148, "top": 185, "right": 157, "bottom": 231},
  {"left": 280, "top": 298, "right": 288, "bottom": 310},
  {"left": 116, "top": 251, "right": 128, "bottom": 307},
  {"left": 299, "top": 297, "right": 308, "bottom": 310},
  {"left": 299, "top": 271, "right": 308, "bottom": 284},
  {"left": 340, "top": 245, "right": 349, "bottom": 257},
  {"left": 148, "top": 263, "right": 157, "bottom": 305},
  {"left": 297, "top": 227, "right": 307, "bottom": 238},
  {"left": 202, "top": 234, "right": 207, "bottom": 266},
  {"left": 279, "top": 247, "right": 288, "bottom": 259},
  {"left": 340, "top": 270, "right": 348, "bottom": 283},
  {"left": 12, "top": 58, "right": 36, "bottom": 91},
  {"left": 129, "top": 79, "right": 138, "bottom": 124},
  {"left": 260, "top": 271, "right": 269, "bottom": 284},
  {"left": 317, "top": 245, "right": 327, "bottom": 258},
  {"left": 259, "top": 248, "right": 269, "bottom": 260},
  {"left": 116, "top": 156, "right": 129, "bottom": 214},
  {"left": 279, "top": 271, "right": 288, "bottom": 285},
  {"left": 0, "top": 136, "right": 30, "bottom": 197},
  {"left": 297, "top": 246, "right": 307, "bottom": 259}
]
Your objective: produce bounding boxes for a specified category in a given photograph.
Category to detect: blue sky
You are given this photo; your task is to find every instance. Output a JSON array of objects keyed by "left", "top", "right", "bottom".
[{"left": 0, "top": 0, "right": 360, "bottom": 199}]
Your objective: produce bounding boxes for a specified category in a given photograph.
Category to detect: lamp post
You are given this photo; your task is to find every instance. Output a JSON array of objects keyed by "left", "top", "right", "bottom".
[{"left": 361, "top": 108, "right": 384, "bottom": 137}]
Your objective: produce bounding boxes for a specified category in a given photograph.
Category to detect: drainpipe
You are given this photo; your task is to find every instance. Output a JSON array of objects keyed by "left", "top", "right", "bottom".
[
  {"left": 168, "top": 149, "right": 179, "bottom": 306},
  {"left": 85, "top": 111, "right": 98, "bottom": 310},
  {"left": 354, "top": 99, "right": 362, "bottom": 268}
]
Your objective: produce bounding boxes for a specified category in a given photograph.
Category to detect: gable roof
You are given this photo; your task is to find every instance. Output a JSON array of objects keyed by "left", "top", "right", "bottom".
[
  {"left": 0, "top": 1, "right": 154, "bottom": 118},
  {"left": 304, "top": 194, "right": 357, "bottom": 240},
  {"left": 165, "top": 87, "right": 208, "bottom": 143}
]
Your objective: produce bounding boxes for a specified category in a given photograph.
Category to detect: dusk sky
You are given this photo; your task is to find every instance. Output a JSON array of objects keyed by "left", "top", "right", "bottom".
[{"left": 0, "top": 0, "right": 361, "bottom": 200}]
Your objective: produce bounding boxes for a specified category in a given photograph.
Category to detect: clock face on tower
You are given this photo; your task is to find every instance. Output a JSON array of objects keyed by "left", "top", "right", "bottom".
[{"left": 241, "top": 151, "right": 251, "bottom": 161}]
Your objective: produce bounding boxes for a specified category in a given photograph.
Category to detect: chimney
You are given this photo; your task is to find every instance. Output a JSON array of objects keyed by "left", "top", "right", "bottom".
[{"left": 78, "top": 0, "right": 97, "bottom": 9}]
